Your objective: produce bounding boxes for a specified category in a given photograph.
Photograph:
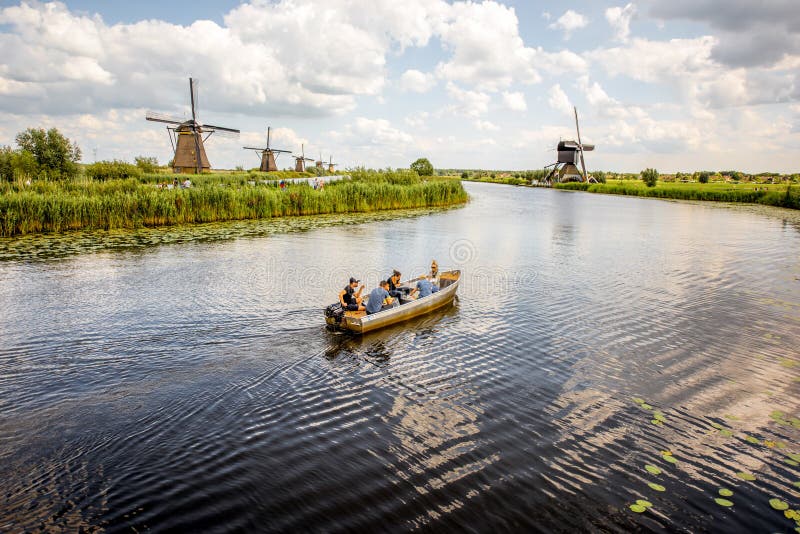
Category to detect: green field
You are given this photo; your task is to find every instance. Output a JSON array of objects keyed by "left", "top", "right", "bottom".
[
  {"left": 0, "top": 169, "right": 468, "bottom": 237},
  {"left": 551, "top": 179, "right": 799, "bottom": 209}
]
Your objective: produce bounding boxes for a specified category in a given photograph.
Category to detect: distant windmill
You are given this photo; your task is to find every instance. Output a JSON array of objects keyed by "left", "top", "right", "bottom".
[
  {"left": 315, "top": 152, "right": 324, "bottom": 170},
  {"left": 327, "top": 155, "right": 338, "bottom": 174},
  {"left": 146, "top": 78, "right": 240, "bottom": 174},
  {"left": 244, "top": 127, "right": 292, "bottom": 172},
  {"left": 293, "top": 144, "right": 314, "bottom": 173},
  {"left": 544, "top": 106, "right": 595, "bottom": 184}
]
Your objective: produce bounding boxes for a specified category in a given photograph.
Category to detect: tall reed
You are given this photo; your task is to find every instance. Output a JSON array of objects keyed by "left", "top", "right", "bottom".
[{"left": 0, "top": 174, "right": 468, "bottom": 236}]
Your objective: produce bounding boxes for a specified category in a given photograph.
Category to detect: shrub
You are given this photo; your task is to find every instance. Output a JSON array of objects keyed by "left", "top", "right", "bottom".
[
  {"left": 135, "top": 156, "right": 159, "bottom": 173},
  {"left": 641, "top": 168, "right": 659, "bottom": 187},
  {"left": 698, "top": 171, "right": 710, "bottom": 184},
  {"left": 592, "top": 170, "right": 607, "bottom": 183},
  {"left": 15, "top": 127, "right": 81, "bottom": 179},
  {"left": 460, "top": 171, "right": 468, "bottom": 179},
  {"left": 86, "top": 160, "right": 143, "bottom": 180},
  {"left": 410, "top": 157, "right": 434, "bottom": 176}
]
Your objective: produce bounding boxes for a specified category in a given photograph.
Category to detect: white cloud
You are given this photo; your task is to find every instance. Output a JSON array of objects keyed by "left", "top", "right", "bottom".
[
  {"left": 605, "top": 3, "right": 637, "bottom": 42},
  {"left": 404, "top": 111, "right": 430, "bottom": 129},
  {"left": 473, "top": 120, "right": 499, "bottom": 131},
  {"left": 0, "top": 0, "right": 448, "bottom": 117},
  {"left": 548, "top": 10, "right": 589, "bottom": 40},
  {"left": 399, "top": 69, "right": 437, "bottom": 93},
  {"left": 351, "top": 117, "right": 414, "bottom": 146},
  {"left": 547, "top": 84, "right": 573, "bottom": 116},
  {"left": 445, "top": 82, "right": 491, "bottom": 118},
  {"left": 435, "top": 1, "right": 541, "bottom": 90},
  {"left": 502, "top": 91, "right": 527, "bottom": 111}
]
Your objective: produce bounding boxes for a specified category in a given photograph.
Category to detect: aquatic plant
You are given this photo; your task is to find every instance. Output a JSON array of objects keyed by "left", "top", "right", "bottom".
[{"left": 0, "top": 171, "right": 468, "bottom": 236}]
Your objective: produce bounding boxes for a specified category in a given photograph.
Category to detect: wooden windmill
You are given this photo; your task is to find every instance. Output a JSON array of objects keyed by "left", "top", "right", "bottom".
[
  {"left": 293, "top": 144, "right": 314, "bottom": 172},
  {"left": 327, "top": 155, "right": 338, "bottom": 174},
  {"left": 146, "top": 78, "right": 240, "bottom": 174},
  {"left": 244, "top": 127, "right": 292, "bottom": 172},
  {"left": 315, "top": 152, "right": 324, "bottom": 170},
  {"left": 544, "top": 106, "right": 595, "bottom": 184}
]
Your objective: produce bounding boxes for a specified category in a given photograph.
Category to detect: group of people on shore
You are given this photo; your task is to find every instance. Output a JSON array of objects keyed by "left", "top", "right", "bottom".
[{"left": 339, "top": 260, "right": 440, "bottom": 315}]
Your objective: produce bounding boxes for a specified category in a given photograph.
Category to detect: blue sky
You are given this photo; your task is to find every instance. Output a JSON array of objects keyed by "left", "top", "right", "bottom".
[{"left": 0, "top": 0, "right": 798, "bottom": 172}]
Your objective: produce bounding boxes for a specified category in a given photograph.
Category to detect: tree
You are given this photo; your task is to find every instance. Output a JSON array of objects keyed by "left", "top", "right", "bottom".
[
  {"left": 641, "top": 168, "right": 658, "bottom": 187},
  {"left": 410, "top": 157, "right": 434, "bottom": 176},
  {"left": 698, "top": 171, "right": 710, "bottom": 184},
  {"left": 15, "top": 127, "right": 81, "bottom": 178},
  {"left": 460, "top": 171, "right": 468, "bottom": 179}
]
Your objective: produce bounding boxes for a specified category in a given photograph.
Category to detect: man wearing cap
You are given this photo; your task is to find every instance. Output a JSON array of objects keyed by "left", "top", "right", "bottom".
[{"left": 339, "top": 277, "right": 365, "bottom": 312}]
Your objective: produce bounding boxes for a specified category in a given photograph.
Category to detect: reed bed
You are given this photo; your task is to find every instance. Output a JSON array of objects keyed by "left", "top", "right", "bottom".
[
  {"left": 0, "top": 174, "right": 467, "bottom": 236},
  {"left": 553, "top": 180, "right": 800, "bottom": 210}
]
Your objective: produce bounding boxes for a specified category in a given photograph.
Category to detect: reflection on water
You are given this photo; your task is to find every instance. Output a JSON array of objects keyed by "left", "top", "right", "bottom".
[{"left": 0, "top": 182, "right": 799, "bottom": 531}]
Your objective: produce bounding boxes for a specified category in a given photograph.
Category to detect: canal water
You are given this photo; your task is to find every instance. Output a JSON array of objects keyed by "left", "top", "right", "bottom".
[{"left": 1, "top": 182, "right": 799, "bottom": 532}]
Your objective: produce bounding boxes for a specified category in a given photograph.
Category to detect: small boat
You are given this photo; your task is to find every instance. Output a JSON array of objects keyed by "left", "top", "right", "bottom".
[{"left": 325, "top": 270, "right": 461, "bottom": 334}]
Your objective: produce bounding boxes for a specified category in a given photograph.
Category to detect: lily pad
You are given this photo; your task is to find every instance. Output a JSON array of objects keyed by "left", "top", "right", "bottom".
[
  {"left": 769, "top": 498, "right": 789, "bottom": 511},
  {"left": 719, "top": 488, "right": 733, "bottom": 497},
  {"left": 632, "top": 397, "right": 645, "bottom": 404},
  {"left": 720, "top": 429, "right": 734, "bottom": 437},
  {"left": 745, "top": 435, "right": 760, "bottom": 445},
  {"left": 715, "top": 498, "right": 734, "bottom": 507},
  {"left": 648, "top": 482, "right": 666, "bottom": 492},
  {"left": 793, "top": 481, "right": 800, "bottom": 488},
  {"left": 629, "top": 503, "right": 647, "bottom": 513},
  {"left": 662, "top": 454, "right": 678, "bottom": 464},
  {"left": 652, "top": 419, "right": 664, "bottom": 426},
  {"left": 736, "top": 472, "right": 756, "bottom": 481},
  {"left": 786, "top": 459, "right": 799, "bottom": 467},
  {"left": 770, "top": 410, "right": 786, "bottom": 419},
  {"left": 711, "top": 422, "right": 725, "bottom": 430},
  {"left": 788, "top": 453, "right": 800, "bottom": 462},
  {"left": 641, "top": 403, "right": 653, "bottom": 410},
  {"left": 645, "top": 465, "right": 661, "bottom": 475},
  {"left": 636, "top": 499, "right": 653, "bottom": 508},
  {"left": 653, "top": 411, "right": 666, "bottom": 421}
]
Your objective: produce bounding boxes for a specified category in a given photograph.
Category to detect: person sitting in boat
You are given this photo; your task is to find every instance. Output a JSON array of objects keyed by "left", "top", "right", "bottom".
[
  {"left": 415, "top": 276, "right": 440, "bottom": 299},
  {"left": 387, "top": 270, "right": 411, "bottom": 300},
  {"left": 365, "top": 280, "right": 398, "bottom": 314},
  {"left": 339, "top": 277, "right": 365, "bottom": 312},
  {"left": 429, "top": 260, "right": 439, "bottom": 285}
]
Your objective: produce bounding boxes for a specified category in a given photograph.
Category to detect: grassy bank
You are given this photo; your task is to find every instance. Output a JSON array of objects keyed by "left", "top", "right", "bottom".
[
  {"left": 0, "top": 171, "right": 468, "bottom": 237},
  {"left": 553, "top": 180, "right": 800, "bottom": 210}
]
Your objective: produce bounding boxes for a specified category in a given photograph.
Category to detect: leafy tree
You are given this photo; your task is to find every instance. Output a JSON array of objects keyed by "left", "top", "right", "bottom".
[
  {"left": 698, "top": 171, "right": 710, "bottom": 184},
  {"left": 410, "top": 157, "right": 434, "bottom": 176},
  {"left": 641, "top": 168, "right": 659, "bottom": 187},
  {"left": 460, "top": 171, "right": 468, "bottom": 179},
  {"left": 0, "top": 146, "right": 13, "bottom": 181},
  {"left": 15, "top": 127, "right": 81, "bottom": 178},
  {"left": 134, "top": 156, "right": 159, "bottom": 173}
]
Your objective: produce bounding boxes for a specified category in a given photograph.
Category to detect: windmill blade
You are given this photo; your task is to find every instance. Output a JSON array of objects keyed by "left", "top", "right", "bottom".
[
  {"left": 203, "top": 124, "right": 240, "bottom": 138},
  {"left": 190, "top": 78, "right": 199, "bottom": 124},
  {"left": 270, "top": 148, "right": 292, "bottom": 154},
  {"left": 146, "top": 111, "right": 185, "bottom": 125},
  {"left": 243, "top": 146, "right": 267, "bottom": 151}
]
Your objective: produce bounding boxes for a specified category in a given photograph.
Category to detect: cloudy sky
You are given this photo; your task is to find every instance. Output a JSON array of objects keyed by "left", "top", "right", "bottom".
[{"left": 0, "top": 0, "right": 798, "bottom": 172}]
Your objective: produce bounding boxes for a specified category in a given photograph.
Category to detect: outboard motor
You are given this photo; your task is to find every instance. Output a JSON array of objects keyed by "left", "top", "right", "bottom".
[{"left": 324, "top": 302, "right": 345, "bottom": 328}]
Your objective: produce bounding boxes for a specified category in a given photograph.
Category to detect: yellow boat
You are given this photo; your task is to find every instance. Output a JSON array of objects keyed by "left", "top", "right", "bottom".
[{"left": 325, "top": 270, "right": 461, "bottom": 334}]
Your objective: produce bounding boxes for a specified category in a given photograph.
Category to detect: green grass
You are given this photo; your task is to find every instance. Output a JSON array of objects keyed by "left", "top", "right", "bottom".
[
  {"left": 553, "top": 180, "right": 800, "bottom": 210},
  {"left": 0, "top": 172, "right": 468, "bottom": 237}
]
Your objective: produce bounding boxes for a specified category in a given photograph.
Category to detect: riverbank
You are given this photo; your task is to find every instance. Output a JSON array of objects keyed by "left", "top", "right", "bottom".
[
  {"left": 0, "top": 171, "right": 468, "bottom": 237},
  {"left": 552, "top": 180, "right": 799, "bottom": 210}
]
